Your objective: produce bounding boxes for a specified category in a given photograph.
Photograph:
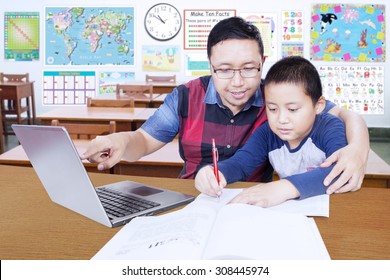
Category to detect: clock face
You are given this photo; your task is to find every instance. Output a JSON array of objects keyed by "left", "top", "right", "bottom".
[{"left": 144, "top": 3, "right": 182, "bottom": 41}]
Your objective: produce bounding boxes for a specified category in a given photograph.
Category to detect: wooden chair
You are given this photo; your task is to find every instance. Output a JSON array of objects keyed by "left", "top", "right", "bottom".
[
  {"left": 0, "top": 73, "right": 33, "bottom": 135},
  {"left": 0, "top": 73, "right": 29, "bottom": 83},
  {"left": 51, "top": 119, "right": 116, "bottom": 140},
  {"left": 145, "top": 74, "right": 176, "bottom": 83},
  {"left": 116, "top": 84, "right": 153, "bottom": 100},
  {"left": 86, "top": 97, "right": 135, "bottom": 108}
]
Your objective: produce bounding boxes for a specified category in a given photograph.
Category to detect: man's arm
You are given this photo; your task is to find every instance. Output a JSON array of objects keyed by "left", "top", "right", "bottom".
[
  {"left": 82, "top": 129, "right": 166, "bottom": 171},
  {"left": 324, "top": 107, "right": 369, "bottom": 193}
]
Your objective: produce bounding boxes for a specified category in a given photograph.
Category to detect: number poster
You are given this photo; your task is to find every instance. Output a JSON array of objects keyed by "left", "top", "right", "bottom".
[{"left": 281, "top": 10, "right": 304, "bottom": 58}]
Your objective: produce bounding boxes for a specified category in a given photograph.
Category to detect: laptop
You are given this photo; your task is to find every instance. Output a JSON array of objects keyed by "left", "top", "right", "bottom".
[{"left": 12, "top": 124, "right": 194, "bottom": 228}]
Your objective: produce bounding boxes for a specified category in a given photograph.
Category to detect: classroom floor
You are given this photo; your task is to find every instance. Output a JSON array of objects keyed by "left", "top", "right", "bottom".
[{"left": 3, "top": 134, "right": 390, "bottom": 165}]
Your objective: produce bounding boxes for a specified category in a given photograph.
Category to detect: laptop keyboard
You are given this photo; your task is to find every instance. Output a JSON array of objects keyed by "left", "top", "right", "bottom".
[{"left": 96, "top": 188, "right": 161, "bottom": 218}]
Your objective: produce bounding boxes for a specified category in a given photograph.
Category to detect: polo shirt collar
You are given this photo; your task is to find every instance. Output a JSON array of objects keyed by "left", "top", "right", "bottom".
[{"left": 204, "top": 78, "right": 264, "bottom": 110}]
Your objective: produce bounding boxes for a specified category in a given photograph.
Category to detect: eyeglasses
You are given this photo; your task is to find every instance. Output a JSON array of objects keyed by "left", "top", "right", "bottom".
[{"left": 212, "top": 63, "right": 261, "bottom": 79}]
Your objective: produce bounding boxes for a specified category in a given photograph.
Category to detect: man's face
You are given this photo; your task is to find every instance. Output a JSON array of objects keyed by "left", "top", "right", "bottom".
[{"left": 209, "top": 39, "right": 263, "bottom": 115}]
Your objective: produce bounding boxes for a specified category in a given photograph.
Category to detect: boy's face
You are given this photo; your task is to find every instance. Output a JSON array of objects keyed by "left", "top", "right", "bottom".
[
  {"left": 209, "top": 39, "right": 263, "bottom": 115},
  {"left": 265, "top": 82, "right": 325, "bottom": 149}
]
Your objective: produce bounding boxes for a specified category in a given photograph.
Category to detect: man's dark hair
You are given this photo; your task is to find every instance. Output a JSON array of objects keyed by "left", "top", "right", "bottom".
[
  {"left": 264, "top": 56, "right": 323, "bottom": 104},
  {"left": 207, "top": 16, "right": 264, "bottom": 59}
]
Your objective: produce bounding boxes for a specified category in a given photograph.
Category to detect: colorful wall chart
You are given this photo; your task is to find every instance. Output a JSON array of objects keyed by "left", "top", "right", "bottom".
[
  {"left": 318, "top": 65, "right": 384, "bottom": 114},
  {"left": 185, "top": 53, "right": 210, "bottom": 77},
  {"left": 142, "top": 46, "right": 180, "bottom": 72},
  {"left": 281, "top": 10, "right": 304, "bottom": 58},
  {"left": 241, "top": 13, "right": 278, "bottom": 62},
  {"left": 98, "top": 71, "right": 135, "bottom": 95},
  {"left": 4, "top": 12, "right": 39, "bottom": 61},
  {"left": 184, "top": 10, "right": 236, "bottom": 50},
  {"left": 45, "top": 7, "right": 134, "bottom": 66},
  {"left": 311, "top": 4, "right": 386, "bottom": 62},
  {"left": 43, "top": 71, "right": 96, "bottom": 105}
]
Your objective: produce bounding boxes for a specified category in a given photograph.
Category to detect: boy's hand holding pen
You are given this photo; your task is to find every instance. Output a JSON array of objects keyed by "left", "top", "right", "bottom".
[{"left": 193, "top": 138, "right": 226, "bottom": 198}]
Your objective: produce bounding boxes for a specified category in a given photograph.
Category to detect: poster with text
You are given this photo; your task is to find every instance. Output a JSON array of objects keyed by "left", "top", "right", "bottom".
[
  {"left": 311, "top": 4, "right": 386, "bottom": 62},
  {"left": 184, "top": 10, "right": 236, "bottom": 50},
  {"left": 318, "top": 65, "right": 384, "bottom": 114},
  {"left": 241, "top": 13, "right": 278, "bottom": 62},
  {"left": 43, "top": 71, "right": 96, "bottom": 105}
]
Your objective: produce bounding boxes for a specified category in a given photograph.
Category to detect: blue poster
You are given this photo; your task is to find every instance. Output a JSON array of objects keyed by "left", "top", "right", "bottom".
[
  {"left": 311, "top": 4, "right": 385, "bottom": 62},
  {"left": 45, "top": 7, "right": 134, "bottom": 66}
]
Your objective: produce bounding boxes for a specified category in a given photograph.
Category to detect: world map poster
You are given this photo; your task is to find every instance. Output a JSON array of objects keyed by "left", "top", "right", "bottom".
[
  {"left": 311, "top": 4, "right": 386, "bottom": 62},
  {"left": 45, "top": 7, "right": 134, "bottom": 66}
]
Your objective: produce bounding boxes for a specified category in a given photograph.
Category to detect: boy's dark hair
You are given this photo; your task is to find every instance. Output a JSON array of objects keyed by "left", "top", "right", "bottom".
[
  {"left": 207, "top": 16, "right": 264, "bottom": 59},
  {"left": 264, "top": 56, "right": 323, "bottom": 104}
]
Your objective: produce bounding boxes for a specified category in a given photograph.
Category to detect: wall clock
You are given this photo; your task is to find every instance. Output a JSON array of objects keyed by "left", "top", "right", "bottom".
[{"left": 144, "top": 3, "right": 182, "bottom": 41}]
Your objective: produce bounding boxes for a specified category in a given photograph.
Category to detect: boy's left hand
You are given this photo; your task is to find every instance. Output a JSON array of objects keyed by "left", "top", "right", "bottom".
[
  {"left": 321, "top": 144, "right": 368, "bottom": 194},
  {"left": 229, "top": 180, "right": 300, "bottom": 208}
]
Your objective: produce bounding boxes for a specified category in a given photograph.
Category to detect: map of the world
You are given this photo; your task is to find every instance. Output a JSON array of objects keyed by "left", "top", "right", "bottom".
[{"left": 45, "top": 7, "right": 134, "bottom": 66}]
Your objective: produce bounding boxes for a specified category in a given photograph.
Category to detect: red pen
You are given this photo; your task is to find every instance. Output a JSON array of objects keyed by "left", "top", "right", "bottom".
[{"left": 212, "top": 138, "right": 220, "bottom": 185}]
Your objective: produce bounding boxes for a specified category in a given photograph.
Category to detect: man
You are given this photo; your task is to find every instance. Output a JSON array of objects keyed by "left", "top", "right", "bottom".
[{"left": 82, "top": 17, "right": 369, "bottom": 195}]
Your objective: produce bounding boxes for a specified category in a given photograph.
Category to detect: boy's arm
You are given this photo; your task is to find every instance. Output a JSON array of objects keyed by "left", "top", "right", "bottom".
[
  {"left": 324, "top": 107, "right": 369, "bottom": 194},
  {"left": 229, "top": 180, "right": 299, "bottom": 207}
]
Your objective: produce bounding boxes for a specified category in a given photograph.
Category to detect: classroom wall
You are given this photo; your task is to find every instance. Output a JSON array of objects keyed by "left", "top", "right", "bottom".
[{"left": 0, "top": 0, "right": 389, "bottom": 127}]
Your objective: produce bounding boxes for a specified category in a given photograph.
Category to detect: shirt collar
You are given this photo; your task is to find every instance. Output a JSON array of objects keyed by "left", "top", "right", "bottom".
[{"left": 204, "top": 78, "right": 264, "bottom": 111}]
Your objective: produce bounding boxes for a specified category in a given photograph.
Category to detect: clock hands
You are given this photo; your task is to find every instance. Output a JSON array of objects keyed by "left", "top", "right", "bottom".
[{"left": 153, "top": 14, "right": 166, "bottom": 24}]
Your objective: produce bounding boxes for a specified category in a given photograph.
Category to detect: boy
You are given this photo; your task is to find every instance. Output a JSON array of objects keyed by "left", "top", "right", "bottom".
[{"left": 195, "top": 56, "right": 347, "bottom": 207}]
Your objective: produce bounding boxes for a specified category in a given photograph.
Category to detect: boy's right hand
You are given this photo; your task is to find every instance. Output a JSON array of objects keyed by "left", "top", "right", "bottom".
[{"left": 194, "top": 166, "right": 227, "bottom": 197}]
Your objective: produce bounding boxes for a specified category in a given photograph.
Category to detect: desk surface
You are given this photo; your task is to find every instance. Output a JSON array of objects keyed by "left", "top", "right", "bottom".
[
  {"left": 0, "top": 139, "right": 183, "bottom": 168},
  {"left": 0, "top": 165, "right": 389, "bottom": 260},
  {"left": 37, "top": 107, "right": 157, "bottom": 122}
]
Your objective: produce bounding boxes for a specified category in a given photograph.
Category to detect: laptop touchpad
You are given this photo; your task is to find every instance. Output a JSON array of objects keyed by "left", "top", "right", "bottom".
[{"left": 130, "top": 186, "right": 163, "bottom": 196}]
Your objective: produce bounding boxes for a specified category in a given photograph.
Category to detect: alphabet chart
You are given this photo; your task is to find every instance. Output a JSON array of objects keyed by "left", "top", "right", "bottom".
[{"left": 318, "top": 65, "right": 384, "bottom": 114}]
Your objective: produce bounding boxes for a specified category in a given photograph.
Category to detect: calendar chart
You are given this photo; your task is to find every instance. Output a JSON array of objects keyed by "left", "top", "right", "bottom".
[{"left": 43, "top": 71, "right": 96, "bottom": 105}]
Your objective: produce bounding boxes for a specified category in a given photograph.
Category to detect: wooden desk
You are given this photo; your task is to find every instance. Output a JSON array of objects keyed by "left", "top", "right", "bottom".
[
  {"left": 93, "top": 94, "right": 161, "bottom": 108},
  {"left": 0, "top": 81, "right": 36, "bottom": 124},
  {"left": 113, "top": 140, "right": 183, "bottom": 177},
  {"left": 0, "top": 164, "right": 389, "bottom": 260},
  {"left": 0, "top": 139, "right": 184, "bottom": 178},
  {"left": 151, "top": 93, "right": 168, "bottom": 108},
  {"left": 365, "top": 149, "right": 390, "bottom": 188},
  {"left": 122, "top": 81, "right": 180, "bottom": 94},
  {"left": 37, "top": 107, "right": 157, "bottom": 131}
]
